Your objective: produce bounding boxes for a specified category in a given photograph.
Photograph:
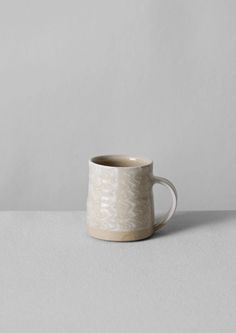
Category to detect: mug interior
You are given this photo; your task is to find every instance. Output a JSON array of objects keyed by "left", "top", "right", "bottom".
[{"left": 91, "top": 155, "right": 152, "bottom": 168}]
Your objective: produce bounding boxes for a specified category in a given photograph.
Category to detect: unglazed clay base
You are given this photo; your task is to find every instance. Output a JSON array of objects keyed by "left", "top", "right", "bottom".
[{"left": 87, "top": 226, "right": 154, "bottom": 242}]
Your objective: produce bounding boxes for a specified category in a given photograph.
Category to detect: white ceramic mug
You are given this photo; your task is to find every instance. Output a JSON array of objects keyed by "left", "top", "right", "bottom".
[{"left": 86, "top": 155, "right": 177, "bottom": 241}]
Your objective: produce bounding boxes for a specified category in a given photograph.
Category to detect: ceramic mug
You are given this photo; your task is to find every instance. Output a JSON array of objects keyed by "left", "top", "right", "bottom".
[{"left": 86, "top": 155, "right": 177, "bottom": 241}]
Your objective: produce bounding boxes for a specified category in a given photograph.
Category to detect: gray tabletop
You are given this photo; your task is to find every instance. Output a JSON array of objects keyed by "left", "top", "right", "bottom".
[{"left": 1, "top": 211, "right": 236, "bottom": 333}]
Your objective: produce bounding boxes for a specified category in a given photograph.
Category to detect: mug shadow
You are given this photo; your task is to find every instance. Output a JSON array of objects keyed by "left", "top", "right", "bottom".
[{"left": 152, "top": 210, "right": 236, "bottom": 238}]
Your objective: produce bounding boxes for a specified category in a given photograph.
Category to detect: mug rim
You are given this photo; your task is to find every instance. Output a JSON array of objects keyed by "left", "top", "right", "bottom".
[{"left": 89, "top": 154, "right": 153, "bottom": 169}]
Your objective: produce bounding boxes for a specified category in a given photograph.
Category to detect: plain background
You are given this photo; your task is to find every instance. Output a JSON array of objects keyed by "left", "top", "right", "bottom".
[
  {"left": 0, "top": 0, "right": 235, "bottom": 210},
  {"left": 1, "top": 211, "right": 236, "bottom": 332}
]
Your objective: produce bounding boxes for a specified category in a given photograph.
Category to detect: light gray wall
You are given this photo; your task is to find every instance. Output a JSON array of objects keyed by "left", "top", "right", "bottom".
[{"left": 0, "top": 0, "right": 235, "bottom": 210}]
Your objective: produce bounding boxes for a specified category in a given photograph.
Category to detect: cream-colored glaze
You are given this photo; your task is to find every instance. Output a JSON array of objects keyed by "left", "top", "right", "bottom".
[{"left": 86, "top": 155, "right": 177, "bottom": 242}]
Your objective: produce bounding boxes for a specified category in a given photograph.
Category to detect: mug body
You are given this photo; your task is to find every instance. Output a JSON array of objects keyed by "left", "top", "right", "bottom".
[{"left": 86, "top": 155, "right": 155, "bottom": 241}]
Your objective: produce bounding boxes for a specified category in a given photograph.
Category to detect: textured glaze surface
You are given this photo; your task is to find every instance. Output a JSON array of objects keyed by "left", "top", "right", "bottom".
[{"left": 87, "top": 162, "right": 154, "bottom": 232}]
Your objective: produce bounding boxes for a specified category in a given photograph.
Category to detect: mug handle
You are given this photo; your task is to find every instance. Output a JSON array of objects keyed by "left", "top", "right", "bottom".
[{"left": 152, "top": 176, "right": 178, "bottom": 232}]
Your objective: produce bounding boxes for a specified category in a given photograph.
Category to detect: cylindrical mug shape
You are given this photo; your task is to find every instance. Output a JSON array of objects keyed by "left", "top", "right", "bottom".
[{"left": 86, "top": 155, "right": 155, "bottom": 241}]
